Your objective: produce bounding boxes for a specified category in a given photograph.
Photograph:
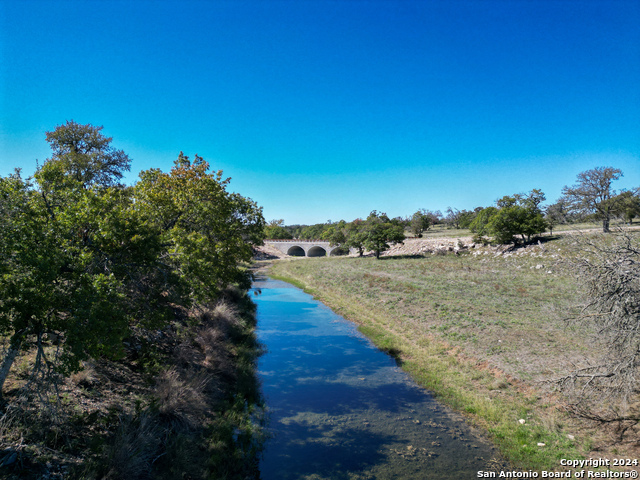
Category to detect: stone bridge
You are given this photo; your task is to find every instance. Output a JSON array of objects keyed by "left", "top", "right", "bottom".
[{"left": 264, "top": 240, "right": 343, "bottom": 257}]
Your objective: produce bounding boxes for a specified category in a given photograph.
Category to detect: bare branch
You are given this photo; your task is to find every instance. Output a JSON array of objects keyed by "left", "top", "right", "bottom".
[{"left": 554, "top": 229, "right": 640, "bottom": 422}]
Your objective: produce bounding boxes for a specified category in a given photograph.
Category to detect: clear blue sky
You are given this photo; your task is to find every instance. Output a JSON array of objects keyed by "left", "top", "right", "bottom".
[{"left": 1, "top": 0, "right": 638, "bottom": 225}]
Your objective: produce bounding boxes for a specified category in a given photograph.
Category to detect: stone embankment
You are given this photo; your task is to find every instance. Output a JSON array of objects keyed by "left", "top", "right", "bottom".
[
  {"left": 254, "top": 243, "right": 289, "bottom": 259},
  {"left": 381, "top": 237, "right": 560, "bottom": 259},
  {"left": 380, "top": 237, "right": 475, "bottom": 256}
]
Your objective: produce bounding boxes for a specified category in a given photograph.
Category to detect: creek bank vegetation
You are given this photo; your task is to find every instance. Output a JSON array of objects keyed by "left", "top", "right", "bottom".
[
  {"left": 0, "top": 121, "right": 266, "bottom": 479},
  {"left": 267, "top": 230, "right": 640, "bottom": 472}
]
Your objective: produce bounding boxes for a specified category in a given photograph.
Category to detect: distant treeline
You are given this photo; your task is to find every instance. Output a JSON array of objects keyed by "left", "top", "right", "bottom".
[{"left": 265, "top": 167, "right": 639, "bottom": 247}]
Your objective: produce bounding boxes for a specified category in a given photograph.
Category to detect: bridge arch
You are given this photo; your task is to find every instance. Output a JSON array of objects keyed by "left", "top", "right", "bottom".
[
  {"left": 307, "top": 246, "right": 327, "bottom": 257},
  {"left": 287, "top": 245, "right": 305, "bottom": 256},
  {"left": 265, "top": 240, "right": 348, "bottom": 258},
  {"left": 328, "top": 246, "right": 348, "bottom": 257}
]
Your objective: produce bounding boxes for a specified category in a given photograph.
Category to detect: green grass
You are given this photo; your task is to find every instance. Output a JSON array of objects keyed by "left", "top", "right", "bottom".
[{"left": 266, "top": 240, "right": 608, "bottom": 471}]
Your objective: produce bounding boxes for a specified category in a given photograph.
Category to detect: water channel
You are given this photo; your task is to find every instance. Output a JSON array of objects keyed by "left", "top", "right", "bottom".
[{"left": 253, "top": 277, "right": 505, "bottom": 480}]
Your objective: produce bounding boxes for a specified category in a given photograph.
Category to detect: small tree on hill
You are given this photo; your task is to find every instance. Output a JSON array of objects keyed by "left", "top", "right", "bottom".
[
  {"left": 445, "top": 207, "right": 462, "bottom": 229},
  {"left": 410, "top": 209, "right": 431, "bottom": 237},
  {"left": 469, "top": 206, "right": 498, "bottom": 243},
  {"left": 545, "top": 199, "right": 571, "bottom": 235},
  {"left": 447, "top": 207, "right": 477, "bottom": 230},
  {"left": 470, "top": 190, "right": 547, "bottom": 245},
  {"left": 363, "top": 211, "right": 405, "bottom": 259}
]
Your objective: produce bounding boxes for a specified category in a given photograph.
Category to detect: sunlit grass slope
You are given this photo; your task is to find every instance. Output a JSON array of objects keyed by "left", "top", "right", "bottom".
[{"left": 266, "top": 240, "right": 619, "bottom": 471}]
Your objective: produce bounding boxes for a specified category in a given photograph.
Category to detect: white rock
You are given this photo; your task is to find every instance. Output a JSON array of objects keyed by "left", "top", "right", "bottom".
[{"left": 518, "top": 419, "right": 526, "bottom": 424}]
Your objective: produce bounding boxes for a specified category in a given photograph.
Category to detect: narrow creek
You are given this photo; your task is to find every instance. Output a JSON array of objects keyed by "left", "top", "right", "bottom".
[{"left": 252, "top": 276, "right": 504, "bottom": 480}]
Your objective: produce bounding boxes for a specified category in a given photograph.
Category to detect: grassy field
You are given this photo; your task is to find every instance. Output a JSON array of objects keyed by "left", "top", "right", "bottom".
[{"left": 265, "top": 236, "right": 638, "bottom": 472}]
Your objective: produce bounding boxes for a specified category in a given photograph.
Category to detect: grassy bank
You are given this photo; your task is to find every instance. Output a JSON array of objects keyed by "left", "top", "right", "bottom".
[
  {"left": 267, "top": 238, "right": 636, "bottom": 472},
  {"left": 0, "top": 287, "right": 265, "bottom": 480}
]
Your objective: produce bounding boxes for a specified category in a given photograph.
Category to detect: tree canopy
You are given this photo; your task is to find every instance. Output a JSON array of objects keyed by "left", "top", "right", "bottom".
[
  {"left": 0, "top": 123, "right": 265, "bottom": 398},
  {"left": 470, "top": 190, "right": 547, "bottom": 244},
  {"left": 362, "top": 211, "right": 406, "bottom": 259},
  {"left": 38, "top": 120, "right": 131, "bottom": 190},
  {"left": 265, "top": 219, "right": 292, "bottom": 239},
  {"left": 612, "top": 190, "right": 640, "bottom": 225},
  {"left": 410, "top": 209, "right": 431, "bottom": 237}
]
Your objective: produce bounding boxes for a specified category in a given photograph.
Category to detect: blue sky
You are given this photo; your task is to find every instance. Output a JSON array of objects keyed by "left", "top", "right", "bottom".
[{"left": 1, "top": 0, "right": 638, "bottom": 225}]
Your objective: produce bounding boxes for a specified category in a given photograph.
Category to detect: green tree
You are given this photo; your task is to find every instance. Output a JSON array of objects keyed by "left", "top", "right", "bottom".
[
  {"left": 469, "top": 206, "right": 498, "bottom": 241},
  {"left": 410, "top": 209, "right": 431, "bottom": 237},
  {"left": 0, "top": 126, "right": 265, "bottom": 400},
  {"left": 299, "top": 223, "right": 330, "bottom": 240},
  {"left": 470, "top": 190, "right": 547, "bottom": 245},
  {"left": 423, "top": 209, "right": 443, "bottom": 226},
  {"left": 321, "top": 220, "right": 347, "bottom": 246},
  {"left": 445, "top": 207, "right": 475, "bottom": 229},
  {"left": 562, "top": 166, "right": 623, "bottom": 232},
  {"left": 38, "top": 120, "right": 131, "bottom": 191},
  {"left": 0, "top": 132, "right": 160, "bottom": 396},
  {"left": 521, "top": 188, "right": 546, "bottom": 210},
  {"left": 517, "top": 189, "right": 548, "bottom": 242},
  {"left": 486, "top": 205, "right": 528, "bottom": 244},
  {"left": 612, "top": 190, "right": 640, "bottom": 225},
  {"left": 457, "top": 210, "right": 476, "bottom": 229},
  {"left": 445, "top": 207, "right": 462, "bottom": 229},
  {"left": 545, "top": 199, "right": 571, "bottom": 234},
  {"left": 487, "top": 203, "right": 546, "bottom": 244},
  {"left": 135, "top": 153, "right": 265, "bottom": 301},
  {"left": 345, "top": 220, "right": 367, "bottom": 256},
  {"left": 265, "top": 219, "right": 291, "bottom": 239},
  {"left": 362, "top": 211, "right": 406, "bottom": 259}
]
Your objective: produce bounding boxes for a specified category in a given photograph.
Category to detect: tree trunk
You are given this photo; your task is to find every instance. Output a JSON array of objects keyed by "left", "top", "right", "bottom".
[
  {"left": 603, "top": 216, "right": 610, "bottom": 233},
  {"left": 0, "top": 330, "right": 25, "bottom": 402}
]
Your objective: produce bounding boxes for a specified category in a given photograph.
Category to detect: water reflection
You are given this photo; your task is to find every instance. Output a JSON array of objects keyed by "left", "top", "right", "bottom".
[{"left": 254, "top": 277, "right": 503, "bottom": 480}]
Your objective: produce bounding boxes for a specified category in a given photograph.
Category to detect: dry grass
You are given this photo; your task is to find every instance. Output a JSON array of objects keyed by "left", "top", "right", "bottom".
[
  {"left": 101, "top": 414, "right": 162, "bottom": 480},
  {"left": 0, "top": 293, "right": 265, "bottom": 479},
  {"left": 153, "top": 367, "right": 209, "bottom": 426}
]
